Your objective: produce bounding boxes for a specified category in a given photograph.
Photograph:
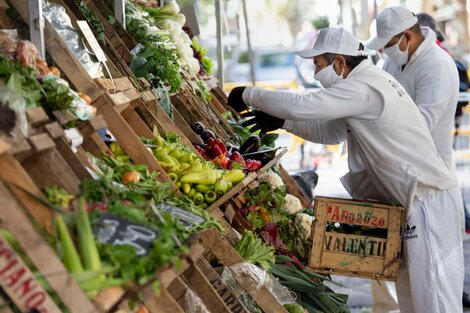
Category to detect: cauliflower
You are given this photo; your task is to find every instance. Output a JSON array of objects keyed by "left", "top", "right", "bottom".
[
  {"left": 295, "top": 213, "right": 314, "bottom": 240},
  {"left": 257, "top": 172, "right": 284, "bottom": 189},
  {"left": 284, "top": 194, "right": 302, "bottom": 215}
]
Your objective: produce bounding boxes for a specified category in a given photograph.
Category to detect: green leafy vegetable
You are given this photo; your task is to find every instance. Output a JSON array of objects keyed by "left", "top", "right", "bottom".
[
  {"left": 235, "top": 230, "right": 275, "bottom": 271},
  {"left": 40, "top": 79, "right": 74, "bottom": 114}
]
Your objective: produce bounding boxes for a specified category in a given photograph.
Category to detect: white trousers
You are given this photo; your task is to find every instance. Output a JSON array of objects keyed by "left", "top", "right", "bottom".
[
  {"left": 371, "top": 280, "right": 400, "bottom": 313},
  {"left": 396, "top": 186, "right": 464, "bottom": 313}
]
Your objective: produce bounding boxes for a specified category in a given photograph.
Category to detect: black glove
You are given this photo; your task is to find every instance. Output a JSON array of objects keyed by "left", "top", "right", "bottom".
[
  {"left": 241, "top": 110, "right": 285, "bottom": 134},
  {"left": 227, "top": 86, "right": 248, "bottom": 112}
]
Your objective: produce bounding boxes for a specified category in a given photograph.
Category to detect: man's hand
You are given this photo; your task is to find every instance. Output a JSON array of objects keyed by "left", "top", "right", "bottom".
[
  {"left": 241, "top": 110, "right": 285, "bottom": 134},
  {"left": 227, "top": 86, "right": 248, "bottom": 112}
]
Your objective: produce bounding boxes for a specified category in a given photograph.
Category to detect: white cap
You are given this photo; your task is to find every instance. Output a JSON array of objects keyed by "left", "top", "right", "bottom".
[
  {"left": 296, "top": 27, "right": 363, "bottom": 59},
  {"left": 366, "top": 6, "right": 418, "bottom": 50}
]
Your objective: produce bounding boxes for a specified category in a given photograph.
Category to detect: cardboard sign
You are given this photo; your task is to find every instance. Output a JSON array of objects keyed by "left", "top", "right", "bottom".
[
  {"left": 0, "top": 234, "right": 61, "bottom": 313},
  {"left": 93, "top": 214, "right": 157, "bottom": 256}
]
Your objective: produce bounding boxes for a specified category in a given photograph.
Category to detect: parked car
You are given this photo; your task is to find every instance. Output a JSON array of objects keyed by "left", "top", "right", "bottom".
[{"left": 223, "top": 48, "right": 304, "bottom": 91}]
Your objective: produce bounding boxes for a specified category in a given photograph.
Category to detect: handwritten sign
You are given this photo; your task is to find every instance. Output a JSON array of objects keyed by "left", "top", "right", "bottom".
[{"left": 93, "top": 214, "right": 157, "bottom": 256}]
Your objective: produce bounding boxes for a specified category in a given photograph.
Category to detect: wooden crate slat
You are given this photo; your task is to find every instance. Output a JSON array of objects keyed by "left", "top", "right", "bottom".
[
  {"left": 0, "top": 182, "right": 96, "bottom": 313},
  {"left": 167, "top": 276, "right": 189, "bottom": 310},
  {"left": 0, "top": 142, "right": 54, "bottom": 232},
  {"left": 143, "top": 285, "right": 184, "bottom": 313},
  {"left": 0, "top": 233, "right": 62, "bottom": 313},
  {"left": 182, "top": 264, "right": 232, "bottom": 313},
  {"left": 95, "top": 77, "right": 135, "bottom": 93},
  {"left": 22, "top": 147, "right": 81, "bottom": 196},
  {"left": 195, "top": 258, "right": 249, "bottom": 313},
  {"left": 198, "top": 228, "right": 288, "bottom": 313},
  {"left": 278, "top": 164, "right": 311, "bottom": 208}
]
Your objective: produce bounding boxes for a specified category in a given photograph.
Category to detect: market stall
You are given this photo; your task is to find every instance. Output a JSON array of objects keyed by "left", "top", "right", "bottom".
[{"left": 0, "top": 1, "right": 406, "bottom": 312}]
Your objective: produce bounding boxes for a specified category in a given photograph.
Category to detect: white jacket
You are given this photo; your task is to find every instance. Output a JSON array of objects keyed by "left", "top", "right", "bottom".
[
  {"left": 383, "top": 27, "right": 459, "bottom": 173},
  {"left": 243, "top": 60, "right": 457, "bottom": 211}
]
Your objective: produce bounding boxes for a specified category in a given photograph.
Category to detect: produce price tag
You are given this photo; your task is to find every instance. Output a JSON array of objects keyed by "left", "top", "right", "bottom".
[
  {"left": 93, "top": 214, "right": 157, "bottom": 256},
  {"left": 155, "top": 203, "right": 205, "bottom": 229}
]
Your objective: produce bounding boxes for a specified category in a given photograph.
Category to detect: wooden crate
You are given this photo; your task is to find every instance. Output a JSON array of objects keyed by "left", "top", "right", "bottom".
[
  {"left": 309, "top": 196, "right": 405, "bottom": 281},
  {"left": 197, "top": 228, "right": 288, "bottom": 313}
]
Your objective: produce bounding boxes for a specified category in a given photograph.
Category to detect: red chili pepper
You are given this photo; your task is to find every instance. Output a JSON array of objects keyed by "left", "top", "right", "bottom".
[
  {"left": 212, "top": 138, "right": 228, "bottom": 156},
  {"left": 245, "top": 159, "right": 262, "bottom": 172}
]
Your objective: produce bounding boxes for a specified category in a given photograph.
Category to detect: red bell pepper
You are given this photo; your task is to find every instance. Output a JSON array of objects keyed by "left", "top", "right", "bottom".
[
  {"left": 245, "top": 159, "right": 262, "bottom": 172},
  {"left": 205, "top": 137, "right": 228, "bottom": 158},
  {"left": 195, "top": 145, "right": 208, "bottom": 159},
  {"left": 228, "top": 151, "right": 246, "bottom": 168}
]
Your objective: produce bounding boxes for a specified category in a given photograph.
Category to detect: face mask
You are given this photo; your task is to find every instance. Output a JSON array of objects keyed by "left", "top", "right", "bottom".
[
  {"left": 314, "top": 61, "right": 344, "bottom": 88},
  {"left": 384, "top": 34, "right": 410, "bottom": 66}
]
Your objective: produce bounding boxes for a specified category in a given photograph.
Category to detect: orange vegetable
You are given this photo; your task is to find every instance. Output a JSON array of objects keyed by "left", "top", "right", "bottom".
[
  {"left": 48, "top": 66, "right": 61, "bottom": 77},
  {"left": 121, "top": 171, "right": 140, "bottom": 184},
  {"left": 77, "top": 92, "right": 92, "bottom": 105}
]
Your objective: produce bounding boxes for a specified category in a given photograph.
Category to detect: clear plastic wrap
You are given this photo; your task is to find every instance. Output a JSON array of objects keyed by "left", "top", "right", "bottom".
[
  {"left": 220, "top": 263, "right": 266, "bottom": 312},
  {"left": 184, "top": 287, "right": 210, "bottom": 313},
  {"left": 264, "top": 274, "right": 298, "bottom": 306},
  {"left": 42, "top": 3, "right": 103, "bottom": 78},
  {"left": 0, "top": 30, "right": 19, "bottom": 59},
  {"left": 0, "top": 87, "right": 28, "bottom": 137},
  {"left": 41, "top": 75, "right": 94, "bottom": 120}
]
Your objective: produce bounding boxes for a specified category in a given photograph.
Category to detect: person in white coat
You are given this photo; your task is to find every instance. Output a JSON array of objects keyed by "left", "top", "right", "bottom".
[
  {"left": 227, "top": 27, "right": 464, "bottom": 313},
  {"left": 366, "top": 7, "right": 464, "bottom": 312}
]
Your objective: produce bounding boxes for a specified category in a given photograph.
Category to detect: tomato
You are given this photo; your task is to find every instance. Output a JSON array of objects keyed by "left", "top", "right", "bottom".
[
  {"left": 48, "top": 66, "right": 61, "bottom": 77},
  {"left": 121, "top": 171, "right": 140, "bottom": 184}
]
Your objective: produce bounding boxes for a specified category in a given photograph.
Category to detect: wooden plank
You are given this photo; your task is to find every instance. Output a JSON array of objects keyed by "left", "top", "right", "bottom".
[
  {"left": 310, "top": 200, "right": 328, "bottom": 268},
  {"left": 383, "top": 209, "right": 403, "bottom": 278},
  {"left": 207, "top": 172, "right": 258, "bottom": 213},
  {"left": 135, "top": 100, "right": 200, "bottom": 150},
  {"left": 318, "top": 251, "right": 386, "bottom": 274},
  {"left": 143, "top": 285, "right": 184, "bottom": 313},
  {"left": 28, "top": 133, "right": 55, "bottom": 152},
  {"left": 182, "top": 264, "right": 232, "bottom": 313},
  {"left": 93, "top": 287, "right": 125, "bottom": 312},
  {"left": 198, "top": 228, "right": 288, "bottom": 313},
  {"left": 0, "top": 139, "right": 11, "bottom": 156},
  {"left": 0, "top": 233, "right": 62, "bottom": 313},
  {"left": 108, "top": 88, "right": 142, "bottom": 107},
  {"left": 93, "top": 93, "right": 176, "bottom": 187},
  {"left": 168, "top": 276, "right": 188, "bottom": 310},
  {"left": 317, "top": 196, "right": 391, "bottom": 229},
  {"left": 81, "top": 133, "right": 111, "bottom": 158},
  {"left": 84, "top": 0, "right": 137, "bottom": 50},
  {"left": 278, "top": 164, "right": 311, "bottom": 208},
  {"left": 95, "top": 77, "right": 135, "bottom": 93},
  {"left": 26, "top": 107, "right": 49, "bottom": 127},
  {"left": 0, "top": 150, "right": 54, "bottom": 232},
  {"left": 171, "top": 107, "right": 203, "bottom": 144},
  {"left": 121, "top": 105, "right": 154, "bottom": 139},
  {"left": 43, "top": 122, "right": 64, "bottom": 140},
  {"left": 54, "top": 136, "right": 93, "bottom": 180},
  {"left": 195, "top": 258, "right": 249, "bottom": 313},
  {"left": 22, "top": 148, "right": 81, "bottom": 195},
  {"left": 0, "top": 182, "right": 96, "bottom": 313}
]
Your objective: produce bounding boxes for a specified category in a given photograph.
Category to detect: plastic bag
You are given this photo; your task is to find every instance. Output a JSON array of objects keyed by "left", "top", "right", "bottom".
[
  {"left": 0, "top": 30, "right": 19, "bottom": 59},
  {"left": 41, "top": 75, "right": 94, "bottom": 120},
  {"left": 42, "top": 3, "right": 103, "bottom": 78},
  {"left": 264, "top": 274, "right": 298, "bottom": 305},
  {"left": 220, "top": 263, "right": 266, "bottom": 312},
  {"left": 0, "top": 87, "right": 28, "bottom": 137},
  {"left": 184, "top": 287, "right": 210, "bottom": 313}
]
